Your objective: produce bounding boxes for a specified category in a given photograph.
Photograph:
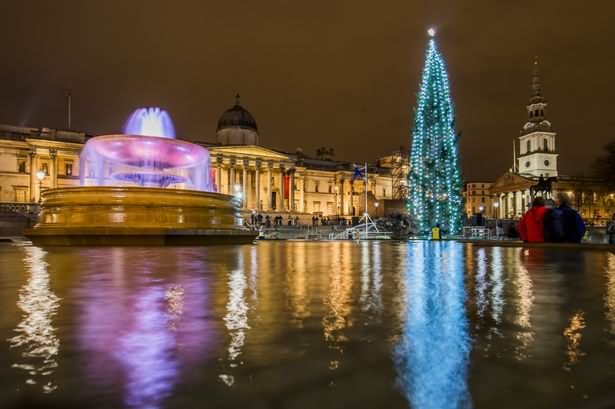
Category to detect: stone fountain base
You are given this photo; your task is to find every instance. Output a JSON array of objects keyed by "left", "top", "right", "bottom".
[{"left": 25, "top": 186, "right": 257, "bottom": 246}]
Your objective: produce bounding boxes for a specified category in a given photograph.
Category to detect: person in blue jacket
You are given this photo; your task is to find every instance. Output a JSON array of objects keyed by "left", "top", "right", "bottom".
[{"left": 545, "top": 193, "right": 586, "bottom": 243}]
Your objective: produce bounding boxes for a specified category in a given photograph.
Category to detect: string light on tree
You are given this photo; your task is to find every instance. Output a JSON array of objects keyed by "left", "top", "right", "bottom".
[{"left": 407, "top": 28, "right": 463, "bottom": 235}]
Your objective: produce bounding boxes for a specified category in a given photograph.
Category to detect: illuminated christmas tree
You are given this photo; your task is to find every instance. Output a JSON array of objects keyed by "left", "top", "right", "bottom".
[{"left": 407, "top": 29, "right": 463, "bottom": 235}]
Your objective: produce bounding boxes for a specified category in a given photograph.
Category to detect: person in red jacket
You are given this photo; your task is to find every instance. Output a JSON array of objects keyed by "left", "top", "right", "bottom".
[{"left": 518, "top": 197, "right": 548, "bottom": 243}]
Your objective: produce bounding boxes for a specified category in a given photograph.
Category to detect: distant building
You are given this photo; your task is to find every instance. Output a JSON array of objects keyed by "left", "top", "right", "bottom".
[
  {"left": 490, "top": 60, "right": 615, "bottom": 223},
  {"left": 463, "top": 181, "right": 494, "bottom": 217},
  {"left": 0, "top": 96, "right": 398, "bottom": 220}
]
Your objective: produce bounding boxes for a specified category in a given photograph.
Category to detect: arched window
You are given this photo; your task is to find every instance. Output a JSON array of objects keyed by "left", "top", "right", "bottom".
[
  {"left": 543, "top": 138, "right": 548, "bottom": 151},
  {"left": 526, "top": 140, "right": 531, "bottom": 153}
]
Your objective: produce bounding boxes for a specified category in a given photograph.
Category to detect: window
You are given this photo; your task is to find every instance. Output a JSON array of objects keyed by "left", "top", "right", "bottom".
[
  {"left": 313, "top": 201, "right": 321, "bottom": 212},
  {"left": 544, "top": 159, "right": 550, "bottom": 166},
  {"left": 481, "top": 197, "right": 485, "bottom": 203},
  {"left": 526, "top": 140, "right": 531, "bottom": 153},
  {"left": 382, "top": 187, "right": 386, "bottom": 196},
  {"left": 328, "top": 185, "right": 332, "bottom": 193},
  {"left": 326, "top": 202, "right": 334, "bottom": 215},
  {"left": 314, "top": 181, "right": 319, "bottom": 193},
  {"left": 543, "top": 138, "right": 548, "bottom": 151},
  {"left": 41, "top": 162, "right": 49, "bottom": 175},
  {"left": 525, "top": 161, "right": 530, "bottom": 168},
  {"left": 65, "top": 162, "right": 73, "bottom": 176},
  {"left": 17, "top": 159, "right": 26, "bottom": 173}
]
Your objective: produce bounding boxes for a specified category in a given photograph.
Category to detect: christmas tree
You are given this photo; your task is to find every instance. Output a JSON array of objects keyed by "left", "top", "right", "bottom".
[{"left": 407, "top": 29, "right": 463, "bottom": 235}]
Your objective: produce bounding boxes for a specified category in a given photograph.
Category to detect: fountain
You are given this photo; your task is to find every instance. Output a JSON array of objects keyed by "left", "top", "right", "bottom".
[{"left": 26, "top": 108, "right": 256, "bottom": 245}]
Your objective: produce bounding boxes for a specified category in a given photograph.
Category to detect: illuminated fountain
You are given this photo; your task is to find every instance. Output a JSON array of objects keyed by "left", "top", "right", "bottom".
[{"left": 26, "top": 108, "right": 256, "bottom": 245}]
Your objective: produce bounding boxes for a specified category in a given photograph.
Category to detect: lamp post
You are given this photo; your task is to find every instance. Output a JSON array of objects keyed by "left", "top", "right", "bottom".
[
  {"left": 374, "top": 201, "right": 379, "bottom": 218},
  {"left": 493, "top": 201, "right": 500, "bottom": 239},
  {"left": 36, "top": 170, "right": 46, "bottom": 203}
]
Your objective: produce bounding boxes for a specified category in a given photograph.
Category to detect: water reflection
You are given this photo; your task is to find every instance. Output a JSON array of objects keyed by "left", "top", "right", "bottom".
[
  {"left": 605, "top": 253, "right": 615, "bottom": 336},
  {"left": 76, "top": 248, "right": 214, "bottom": 409},
  {"left": 514, "top": 250, "right": 535, "bottom": 360},
  {"left": 395, "top": 242, "right": 472, "bottom": 409},
  {"left": 563, "top": 311, "right": 586, "bottom": 370},
  {"left": 224, "top": 250, "right": 250, "bottom": 365},
  {"left": 8, "top": 246, "right": 60, "bottom": 393},
  {"left": 489, "top": 248, "right": 504, "bottom": 328}
]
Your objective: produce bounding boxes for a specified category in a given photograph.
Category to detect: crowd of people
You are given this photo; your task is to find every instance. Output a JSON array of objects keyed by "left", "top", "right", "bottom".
[
  {"left": 247, "top": 213, "right": 353, "bottom": 229},
  {"left": 518, "top": 193, "right": 586, "bottom": 243}
]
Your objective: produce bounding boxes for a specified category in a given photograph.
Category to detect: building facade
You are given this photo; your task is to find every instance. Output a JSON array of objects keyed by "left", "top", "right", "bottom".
[
  {"left": 463, "top": 181, "right": 494, "bottom": 217},
  {"left": 0, "top": 97, "right": 396, "bottom": 219}
]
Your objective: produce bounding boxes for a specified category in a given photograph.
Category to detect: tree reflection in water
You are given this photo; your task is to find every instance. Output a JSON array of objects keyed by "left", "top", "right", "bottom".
[{"left": 395, "top": 241, "right": 472, "bottom": 409}]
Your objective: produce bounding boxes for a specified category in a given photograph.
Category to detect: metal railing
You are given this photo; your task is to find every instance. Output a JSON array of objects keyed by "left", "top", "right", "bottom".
[
  {"left": 329, "top": 223, "right": 392, "bottom": 240},
  {"left": 0, "top": 202, "right": 40, "bottom": 215}
]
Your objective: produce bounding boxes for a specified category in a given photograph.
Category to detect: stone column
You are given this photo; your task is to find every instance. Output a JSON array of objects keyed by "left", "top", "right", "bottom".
[
  {"left": 299, "top": 174, "right": 305, "bottom": 212},
  {"left": 242, "top": 159, "right": 248, "bottom": 209},
  {"left": 255, "top": 160, "right": 261, "bottom": 210},
  {"left": 216, "top": 155, "right": 223, "bottom": 193},
  {"left": 229, "top": 157, "right": 236, "bottom": 194},
  {"left": 267, "top": 161, "right": 273, "bottom": 210},
  {"left": 28, "top": 149, "right": 37, "bottom": 202},
  {"left": 340, "top": 178, "right": 345, "bottom": 215},
  {"left": 289, "top": 168, "right": 295, "bottom": 211},
  {"left": 49, "top": 148, "right": 58, "bottom": 188},
  {"left": 279, "top": 165, "right": 286, "bottom": 212}
]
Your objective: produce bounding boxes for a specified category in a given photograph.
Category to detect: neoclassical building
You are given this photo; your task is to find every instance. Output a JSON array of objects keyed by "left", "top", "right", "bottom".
[
  {"left": 490, "top": 61, "right": 615, "bottom": 222},
  {"left": 0, "top": 96, "right": 397, "bottom": 219}
]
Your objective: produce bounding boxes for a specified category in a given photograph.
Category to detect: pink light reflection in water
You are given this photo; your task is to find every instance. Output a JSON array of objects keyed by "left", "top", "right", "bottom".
[{"left": 74, "top": 249, "right": 217, "bottom": 409}]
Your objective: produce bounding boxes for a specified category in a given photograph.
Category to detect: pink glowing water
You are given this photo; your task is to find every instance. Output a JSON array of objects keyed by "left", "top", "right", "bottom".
[{"left": 79, "top": 108, "right": 214, "bottom": 191}]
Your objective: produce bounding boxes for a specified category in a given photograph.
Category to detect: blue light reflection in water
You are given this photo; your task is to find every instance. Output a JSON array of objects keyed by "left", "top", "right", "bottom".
[{"left": 395, "top": 241, "right": 472, "bottom": 409}]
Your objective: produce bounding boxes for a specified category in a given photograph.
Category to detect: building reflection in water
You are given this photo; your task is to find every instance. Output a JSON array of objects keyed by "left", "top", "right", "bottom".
[
  {"left": 605, "top": 253, "right": 615, "bottom": 336},
  {"left": 514, "top": 249, "right": 535, "bottom": 360},
  {"left": 224, "top": 249, "right": 250, "bottom": 365},
  {"left": 395, "top": 242, "right": 472, "bottom": 409},
  {"left": 359, "top": 241, "right": 383, "bottom": 315},
  {"left": 475, "top": 248, "right": 488, "bottom": 320},
  {"left": 323, "top": 242, "right": 353, "bottom": 370},
  {"left": 563, "top": 311, "right": 586, "bottom": 370},
  {"left": 76, "top": 248, "right": 214, "bottom": 409},
  {"left": 9, "top": 246, "right": 60, "bottom": 394},
  {"left": 489, "top": 248, "right": 504, "bottom": 329}
]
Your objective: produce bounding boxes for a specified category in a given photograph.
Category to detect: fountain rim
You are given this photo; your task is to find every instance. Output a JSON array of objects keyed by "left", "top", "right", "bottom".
[{"left": 84, "top": 134, "right": 210, "bottom": 168}]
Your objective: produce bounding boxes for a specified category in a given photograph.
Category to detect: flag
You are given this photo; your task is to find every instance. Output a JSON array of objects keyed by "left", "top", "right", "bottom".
[{"left": 351, "top": 163, "right": 365, "bottom": 182}]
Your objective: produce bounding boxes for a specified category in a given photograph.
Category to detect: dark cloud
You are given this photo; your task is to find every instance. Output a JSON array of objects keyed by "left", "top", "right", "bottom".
[{"left": 1, "top": 0, "right": 613, "bottom": 179}]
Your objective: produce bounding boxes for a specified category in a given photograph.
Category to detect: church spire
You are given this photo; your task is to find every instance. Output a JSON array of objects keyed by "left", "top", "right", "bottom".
[{"left": 530, "top": 58, "right": 544, "bottom": 104}]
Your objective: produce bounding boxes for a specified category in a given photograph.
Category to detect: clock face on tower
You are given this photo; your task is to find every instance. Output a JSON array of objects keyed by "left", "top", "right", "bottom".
[
  {"left": 544, "top": 160, "right": 550, "bottom": 166},
  {"left": 525, "top": 161, "right": 530, "bottom": 168}
]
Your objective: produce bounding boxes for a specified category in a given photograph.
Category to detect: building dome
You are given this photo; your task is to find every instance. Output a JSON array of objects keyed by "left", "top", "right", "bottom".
[
  {"left": 216, "top": 94, "right": 258, "bottom": 132},
  {"left": 216, "top": 94, "right": 259, "bottom": 145}
]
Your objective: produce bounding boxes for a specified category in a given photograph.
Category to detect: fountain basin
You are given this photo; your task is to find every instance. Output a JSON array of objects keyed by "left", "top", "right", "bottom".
[{"left": 25, "top": 187, "right": 257, "bottom": 246}]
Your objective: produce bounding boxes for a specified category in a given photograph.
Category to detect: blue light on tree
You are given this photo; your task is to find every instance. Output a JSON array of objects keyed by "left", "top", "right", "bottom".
[{"left": 407, "top": 28, "right": 463, "bottom": 235}]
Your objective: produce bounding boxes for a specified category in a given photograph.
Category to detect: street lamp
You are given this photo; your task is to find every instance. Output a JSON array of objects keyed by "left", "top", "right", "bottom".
[
  {"left": 36, "top": 170, "right": 46, "bottom": 203},
  {"left": 493, "top": 202, "right": 500, "bottom": 239}
]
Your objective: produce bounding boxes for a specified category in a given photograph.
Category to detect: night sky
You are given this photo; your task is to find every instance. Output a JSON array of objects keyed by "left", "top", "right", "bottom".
[{"left": 1, "top": 1, "right": 614, "bottom": 180}]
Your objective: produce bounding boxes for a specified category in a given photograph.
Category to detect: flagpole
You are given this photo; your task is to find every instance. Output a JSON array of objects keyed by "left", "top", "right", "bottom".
[{"left": 365, "top": 162, "right": 368, "bottom": 240}]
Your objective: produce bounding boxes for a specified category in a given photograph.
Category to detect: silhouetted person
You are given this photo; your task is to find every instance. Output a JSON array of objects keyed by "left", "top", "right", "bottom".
[
  {"left": 607, "top": 213, "right": 615, "bottom": 245},
  {"left": 545, "top": 193, "right": 585, "bottom": 243}
]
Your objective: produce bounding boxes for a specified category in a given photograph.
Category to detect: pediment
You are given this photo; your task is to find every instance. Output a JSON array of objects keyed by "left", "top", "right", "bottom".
[
  {"left": 490, "top": 172, "right": 534, "bottom": 193},
  {"left": 208, "top": 145, "right": 290, "bottom": 161}
]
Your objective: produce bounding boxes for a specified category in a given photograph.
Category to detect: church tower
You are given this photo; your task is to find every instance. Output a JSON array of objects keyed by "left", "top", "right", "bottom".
[{"left": 517, "top": 59, "right": 558, "bottom": 178}]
